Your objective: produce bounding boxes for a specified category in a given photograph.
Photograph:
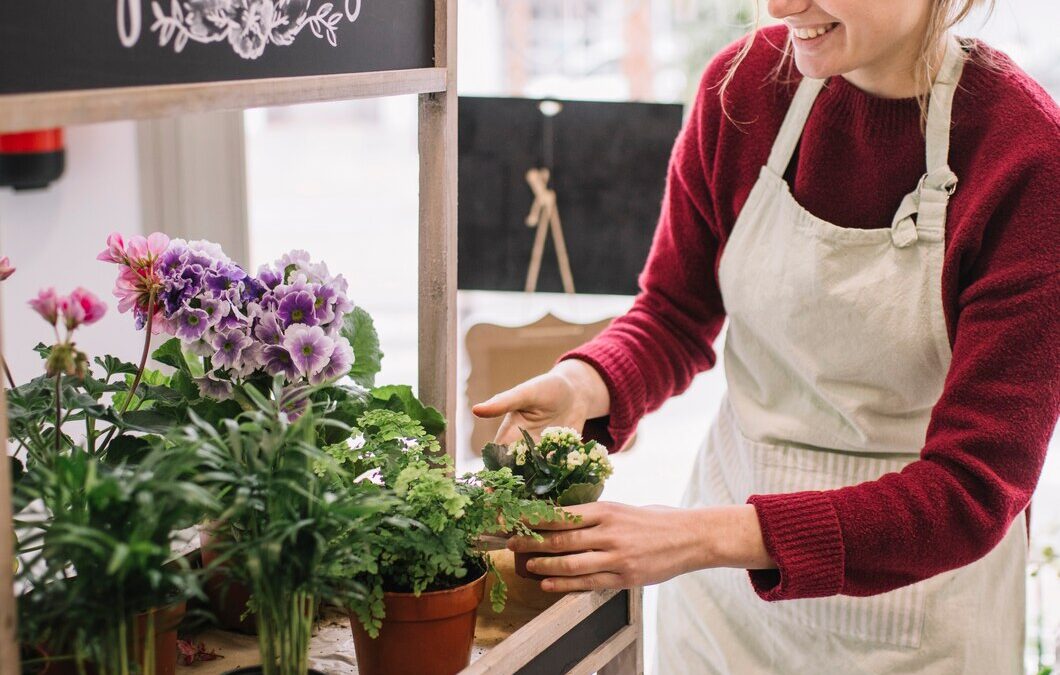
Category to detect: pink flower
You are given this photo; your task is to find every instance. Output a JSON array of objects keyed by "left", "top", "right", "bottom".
[
  {"left": 29, "top": 288, "right": 61, "bottom": 325},
  {"left": 0, "top": 256, "right": 15, "bottom": 281},
  {"left": 62, "top": 287, "right": 107, "bottom": 330},
  {"left": 124, "top": 233, "right": 170, "bottom": 266},
  {"left": 97, "top": 233, "right": 127, "bottom": 264}
]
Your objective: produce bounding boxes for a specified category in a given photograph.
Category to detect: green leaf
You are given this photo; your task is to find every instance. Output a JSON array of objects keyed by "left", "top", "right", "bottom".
[
  {"left": 369, "top": 385, "right": 445, "bottom": 438},
  {"left": 151, "top": 338, "right": 190, "bottom": 373},
  {"left": 120, "top": 409, "right": 183, "bottom": 434},
  {"left": 33, "top": 343, "right": 52, "bottom": 360},
  {"left": 556, "top": 482, "right": 604, "bottom": 506},
  {"left": 103, "top": 435, "right": 153, "bottom": 465},
  {"left": 343, "top": 307, "right": 383, "bottom": 388},
  {"left": 482, "top": 443, "right": 514, "bottom": 471},
  {"left": 95, "top": 355, "right": 139, "bottom": 377}
]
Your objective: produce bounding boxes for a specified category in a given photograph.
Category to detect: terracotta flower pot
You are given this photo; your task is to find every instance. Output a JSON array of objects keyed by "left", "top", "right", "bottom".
[
  {"left": 200, "top": 524, "right": 257, "bottom": 633},
  {"left": 487, "top": 549, "right": 560, "bottom": 611},
  {"left": 350, "top": 571, "right": 486, "bottom": 675},
  {"left": 30, "top": 601, "right": 186, "bottom": 675}
]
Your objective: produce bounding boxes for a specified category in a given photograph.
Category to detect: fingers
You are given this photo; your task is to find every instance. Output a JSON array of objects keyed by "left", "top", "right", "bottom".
[
  {"left": 540, "top": 572, "right": 626, "bottom": 593},
  {"left": 525, "top": 551, "right": 613, "bottom": 577},
  {"left": 472, "top": 384, "right": 530, "bottom": 419}
]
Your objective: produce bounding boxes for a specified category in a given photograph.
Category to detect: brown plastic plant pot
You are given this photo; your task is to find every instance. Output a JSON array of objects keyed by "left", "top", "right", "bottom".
[
  {"left": 32, "top": 601, "right": 186, "bottom": 675},
  {"left": 513, "top": 550, "right": 562, "bottom": 581},
  {"left": 200, "top": 525, "right": 257, "bottom": 633},
  {"left": 349, "top": 570, "right": 487, "bottom": 675}
]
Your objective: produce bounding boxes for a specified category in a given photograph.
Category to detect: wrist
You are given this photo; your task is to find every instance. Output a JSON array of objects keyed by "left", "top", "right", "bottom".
[
  {"left": 553, "top": 358, "right": 610, "bottom": 420},
  {"left": 693, "top": 505, "right": 776, "bottom": 571}
]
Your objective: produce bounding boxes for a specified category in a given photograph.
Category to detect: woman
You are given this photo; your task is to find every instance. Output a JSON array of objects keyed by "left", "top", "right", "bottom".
[{"left": 473, "top": 1, "right": 1059, "bottom": 672}]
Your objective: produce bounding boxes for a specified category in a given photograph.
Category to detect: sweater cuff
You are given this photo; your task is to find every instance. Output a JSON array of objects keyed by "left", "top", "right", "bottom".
[
  {"left": 746, "top": 492, "right": 845, "bottom": 601},
  {"left": 559, "top": 341, "right": 646, "bottom": 453}
]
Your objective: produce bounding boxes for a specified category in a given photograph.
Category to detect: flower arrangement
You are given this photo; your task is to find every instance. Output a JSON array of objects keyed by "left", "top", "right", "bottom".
[{"left": 482, "top": 427, "right": 613, "bottom": 506}]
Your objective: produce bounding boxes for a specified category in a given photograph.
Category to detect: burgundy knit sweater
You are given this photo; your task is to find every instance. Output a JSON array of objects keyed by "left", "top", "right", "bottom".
[{"left": 564, "top": 25, "right": 1060, "bottom": 601}]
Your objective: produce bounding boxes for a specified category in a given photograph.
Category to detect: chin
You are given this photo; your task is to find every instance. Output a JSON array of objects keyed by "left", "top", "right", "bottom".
[{"left": 791, "top": 54, "right": 843, "bottom": 80}]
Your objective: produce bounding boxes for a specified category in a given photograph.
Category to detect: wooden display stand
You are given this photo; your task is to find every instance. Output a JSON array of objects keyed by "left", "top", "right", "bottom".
[{"left": 0, "top": 2, "right": 643, "bottom": 673}]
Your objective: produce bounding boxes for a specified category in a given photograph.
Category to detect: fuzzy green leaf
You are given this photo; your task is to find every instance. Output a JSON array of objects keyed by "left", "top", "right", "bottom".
[
  {"left": 556, "top": 482, "right": 604, "bottom": 506},
  {"left": 343, "top": 307, "right": 383, "bottom": 388}
]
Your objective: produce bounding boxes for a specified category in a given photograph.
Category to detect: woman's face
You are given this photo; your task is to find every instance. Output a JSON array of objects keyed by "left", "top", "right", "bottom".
[{"left": 766, "top": 0, "right": 933, "bottom": 94}]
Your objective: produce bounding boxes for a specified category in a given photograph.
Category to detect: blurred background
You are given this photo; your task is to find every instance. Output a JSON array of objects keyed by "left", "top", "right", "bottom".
[{"left": 2, "top": 1, "right": 1057, "bottom": 672}]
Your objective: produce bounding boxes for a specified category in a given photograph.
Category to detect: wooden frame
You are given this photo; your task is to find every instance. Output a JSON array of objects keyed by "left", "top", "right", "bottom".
[{"left": 0, "top": 1, "right": 642, "bottom": 672}]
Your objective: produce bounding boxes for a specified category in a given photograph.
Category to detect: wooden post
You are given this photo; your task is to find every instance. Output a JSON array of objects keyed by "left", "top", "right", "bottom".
[
  {"left": 0, "top": 289, "right": 19, "bottom": 673},
  {"left": 418, "top": 0, "right": 458, "bottom": 457},
  {"left": 599, "top": 587, "right": 645, "bottom": 675}
]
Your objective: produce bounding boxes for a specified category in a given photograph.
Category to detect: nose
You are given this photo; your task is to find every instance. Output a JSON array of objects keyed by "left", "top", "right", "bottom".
[{"left": 767, "top": 0, "right": 813, "bottom": 20}]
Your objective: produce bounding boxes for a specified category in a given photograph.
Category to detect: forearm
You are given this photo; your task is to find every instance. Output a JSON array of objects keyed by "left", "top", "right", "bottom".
[{"left": 688, "top": 504, "right": 776, "bottom": 571}]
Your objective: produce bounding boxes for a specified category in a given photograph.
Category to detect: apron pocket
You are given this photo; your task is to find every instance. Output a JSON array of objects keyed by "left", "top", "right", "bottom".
[{"left": 711, "top": 401, "right": 930, "bottom": 650}]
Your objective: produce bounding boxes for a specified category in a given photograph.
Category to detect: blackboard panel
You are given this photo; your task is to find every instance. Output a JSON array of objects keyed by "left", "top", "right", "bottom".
[
  {"left": 0, "top": 0, "right": 434, "bottom": 95},
  {"left": 458, "top": 96, "right": 684, "bottom": 296}
]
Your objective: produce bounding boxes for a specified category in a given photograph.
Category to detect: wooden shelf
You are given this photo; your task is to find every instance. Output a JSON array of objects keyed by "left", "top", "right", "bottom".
[
  {"left": 0, "top": 68, "right": 447, "bottom": 134},
  {"left": 185, "top": 588, "right": 643, "bottom": 675}
]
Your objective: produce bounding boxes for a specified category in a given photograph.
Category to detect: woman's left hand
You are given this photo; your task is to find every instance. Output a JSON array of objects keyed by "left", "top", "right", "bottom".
[{"left": 508, "top": 501, "right": 774, "bottom": 592}]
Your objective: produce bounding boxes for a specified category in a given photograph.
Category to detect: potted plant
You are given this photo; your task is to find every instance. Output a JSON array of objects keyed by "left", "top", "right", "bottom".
[
  {"left": 482, "top": 427, "right": 613, "bottom": 579},
  {"left": 14, "top": 443, "right": 213, "bottom": 675},
  {"left": 337, "top": 408, "right": 567, "bottom": 675},
  {"left": 182, "top": 378, "right": 392, "bottom": 675},
  {"left": 3, "top": 277, "right": 212, "bottom": 675},
  {"left": 96, "top": 235, "right": 386, "bottom": 632}
]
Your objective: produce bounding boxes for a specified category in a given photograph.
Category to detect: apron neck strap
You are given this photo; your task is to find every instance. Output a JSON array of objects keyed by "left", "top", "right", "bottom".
[
  {"left": 765, "top": 35, "right": 967, "bottom": 179},
  {"left": 924, "top": 35, "right": 966, "bottom": 173},
  {"left": 766, "top": 76, "right": 826, "bottom": 176}
]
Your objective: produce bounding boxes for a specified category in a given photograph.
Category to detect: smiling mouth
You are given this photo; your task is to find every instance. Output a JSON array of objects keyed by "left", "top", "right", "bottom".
[{"left": 791, "top": 23, "right": 839, "bottom": 41}]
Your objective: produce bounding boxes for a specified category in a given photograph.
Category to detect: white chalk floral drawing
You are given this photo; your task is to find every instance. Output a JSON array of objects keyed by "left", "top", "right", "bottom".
[{"left": 142, "top": 0, "right": 363, "bottom": 60}]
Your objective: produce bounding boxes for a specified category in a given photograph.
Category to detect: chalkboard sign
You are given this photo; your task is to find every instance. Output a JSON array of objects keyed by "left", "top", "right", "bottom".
[
  {"left": 458, "top": 96, "right": 684, "bottom": 296},
  {"left": 0, "top": 0, "right": 434, "bottom": 95}
]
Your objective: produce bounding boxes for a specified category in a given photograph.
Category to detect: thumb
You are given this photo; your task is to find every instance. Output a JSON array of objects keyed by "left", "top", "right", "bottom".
[{"left": 472, "top": 385, "right": 529, "bottom": 419}]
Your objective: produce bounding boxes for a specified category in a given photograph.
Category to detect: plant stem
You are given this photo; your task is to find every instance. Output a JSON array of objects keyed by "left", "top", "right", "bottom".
[
  {"left": 97, "top": 292, "right": 157, "bottom": 454},
  {"left": 122, "top": 292, "right": 157, "bottom": 415},
  {"left": 54, "top": 371, "right": 62, "bottom": 453},
  {"left": 1, "top": 354, "right": 15, "bottom": 390}
]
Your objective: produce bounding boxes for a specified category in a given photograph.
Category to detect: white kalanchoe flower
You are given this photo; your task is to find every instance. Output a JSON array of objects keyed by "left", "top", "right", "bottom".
[
  {"left": 588, "top": 446, "right": 606, "bottom": 462},
  {"left": 541, "top": 426, "right": 582, "bottom": 447},
  {"left": 566, "top": 452, "right": 585, "bottom": 470}
]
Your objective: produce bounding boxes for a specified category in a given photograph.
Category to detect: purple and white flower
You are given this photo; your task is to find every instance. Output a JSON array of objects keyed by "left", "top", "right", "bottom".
[
  {"left": 283, "top": 324, "right": 335, "bottom": 377},
  {"left": 211, "top": 328, "right": 254, "bottom": 370}
]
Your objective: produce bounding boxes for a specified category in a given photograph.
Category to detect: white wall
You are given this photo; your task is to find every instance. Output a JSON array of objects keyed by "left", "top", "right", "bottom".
[{"left": 0, "top": 122, "right": 145, "bottom": 385}]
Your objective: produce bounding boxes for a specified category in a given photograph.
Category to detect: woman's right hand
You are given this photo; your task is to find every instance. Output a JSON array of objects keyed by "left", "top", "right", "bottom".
[{"left": 471, "top": 359, "right": 610, "bottom": 445}]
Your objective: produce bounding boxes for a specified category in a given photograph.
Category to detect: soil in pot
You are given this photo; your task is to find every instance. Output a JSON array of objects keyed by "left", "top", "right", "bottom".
[
  {"left": 200, "top": 524, "right": 257, "bottom": 633},
  {"left": 349, "top": 569, "right": 487, "bottom": 675}
]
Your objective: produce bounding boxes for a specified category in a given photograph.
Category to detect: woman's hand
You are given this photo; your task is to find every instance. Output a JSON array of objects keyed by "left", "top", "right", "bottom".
[
  {"left": 508, "top": 502, "right": 776, "bottom": 592},
  {"left": 472, "top": 359, "right": 610, "bottom": 445}
]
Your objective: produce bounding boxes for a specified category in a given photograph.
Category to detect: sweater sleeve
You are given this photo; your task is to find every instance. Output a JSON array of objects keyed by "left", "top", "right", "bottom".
[
  {"left": 562, "top": 65, "right": 730, "bottom": 452},
  {"left": 747, "top": 158, "right": 1060, "bottom": 600}
]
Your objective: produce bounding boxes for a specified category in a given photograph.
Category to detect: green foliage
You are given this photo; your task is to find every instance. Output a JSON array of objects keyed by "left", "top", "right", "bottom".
[
  {"left": 483, "top": 427, "right": 611, "bottom": 505},
  {"left": 342, "top": 409, "right": 569, "bottom": 637},
  {"left": 343, "top": 307, "right": 383, "bottom": 388},
  {"left": 14, "top": 444, "right": 213, "bottom": 675},
  {"left": 181, "top": 378, "right": 392, "bottom": 675}
]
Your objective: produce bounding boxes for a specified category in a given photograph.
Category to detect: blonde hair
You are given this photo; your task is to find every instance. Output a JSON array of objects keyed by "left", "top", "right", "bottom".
[{"left": 717, "top": 1, "right": 997, "bottom": 129}]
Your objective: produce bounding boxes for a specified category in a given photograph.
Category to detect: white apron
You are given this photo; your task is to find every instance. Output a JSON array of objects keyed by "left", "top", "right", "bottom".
[{"left": 656, "top": 37, "right": 1027, "bottom": 675}]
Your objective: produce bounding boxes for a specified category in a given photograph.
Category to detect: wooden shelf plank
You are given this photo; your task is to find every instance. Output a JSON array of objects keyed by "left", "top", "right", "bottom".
[
  {"left": 0, "top": 68, "right": 447, "bottom": 133},
  {"left": 461, "top": 590, "right": 620, "bottom": 674}
]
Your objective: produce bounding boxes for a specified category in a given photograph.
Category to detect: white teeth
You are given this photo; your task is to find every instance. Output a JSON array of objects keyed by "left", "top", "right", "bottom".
[{"left": 793, "top": 23, "right": 836, "bottom": 40}]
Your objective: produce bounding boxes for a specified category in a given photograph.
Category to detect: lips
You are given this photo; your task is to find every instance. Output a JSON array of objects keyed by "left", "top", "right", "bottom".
[{"left": 791, "top": 22, "right": 839, "bottom": 41}]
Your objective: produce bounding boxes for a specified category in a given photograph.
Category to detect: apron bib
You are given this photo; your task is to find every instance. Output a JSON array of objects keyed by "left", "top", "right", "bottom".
[{"left": 656, "top": 37, "right": 1027, "bottom": 675}]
